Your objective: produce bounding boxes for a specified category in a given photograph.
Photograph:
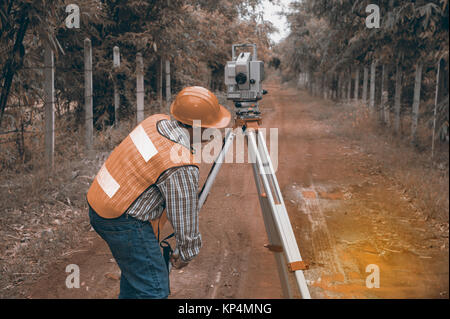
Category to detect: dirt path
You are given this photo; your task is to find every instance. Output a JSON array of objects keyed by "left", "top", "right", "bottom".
[{"left": 25, "top": 80, "right": 448, "bottom": 299}]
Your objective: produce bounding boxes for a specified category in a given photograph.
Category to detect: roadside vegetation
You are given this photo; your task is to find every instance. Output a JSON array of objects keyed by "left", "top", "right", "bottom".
[
  {"left": 0, "top": 0, "right": 274, "bottom": 297},
  {"left": 277, "top": 0, "right": 449, "bottom": 222}
]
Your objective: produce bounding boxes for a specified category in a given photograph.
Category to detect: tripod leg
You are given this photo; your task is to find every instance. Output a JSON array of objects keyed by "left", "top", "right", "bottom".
[
  {"left": 247, "top": 129, "right": 311, "bottom": 299},
  {"left": 198, "top": 129, "right": 235, "bottom": 210},
  {"left": 250, "top": 159, "right": 294, "bottom": 298}
]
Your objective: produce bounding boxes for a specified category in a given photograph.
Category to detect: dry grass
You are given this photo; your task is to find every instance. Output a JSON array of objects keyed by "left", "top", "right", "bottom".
[
  {"left": 0, "top": 112, "right": 138, "bottom": 297},
  {"left": 94, "top": 121, "right": 134, "bottom": 151},
  {"left": 328, "top": 99, "right": 449, "bottom": 222}
]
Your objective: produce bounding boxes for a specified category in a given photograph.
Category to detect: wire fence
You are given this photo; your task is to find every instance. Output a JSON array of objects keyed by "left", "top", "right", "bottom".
[{"left": 1, "top": 41, "right": 170, "bottom": 171}]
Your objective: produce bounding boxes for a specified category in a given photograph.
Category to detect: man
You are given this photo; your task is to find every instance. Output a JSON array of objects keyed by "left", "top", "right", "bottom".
[{"left": 87, "top": 86, "right": 231, "bottom": 299}]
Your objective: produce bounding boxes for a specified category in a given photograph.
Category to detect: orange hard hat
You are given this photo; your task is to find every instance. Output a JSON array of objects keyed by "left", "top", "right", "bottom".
[{"left": 170, "top": 86, "right": 231, "bottom": 128}]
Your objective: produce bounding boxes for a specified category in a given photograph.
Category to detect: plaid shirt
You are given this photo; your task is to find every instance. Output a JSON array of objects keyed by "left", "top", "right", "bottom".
[{"left": 126, "top": 119, "right": 201, "bottom": 262}]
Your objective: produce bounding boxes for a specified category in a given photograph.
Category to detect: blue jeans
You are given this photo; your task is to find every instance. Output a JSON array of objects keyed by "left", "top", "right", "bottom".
[{"left": 89, "top": 206, "right": 170, "bottom": 299}]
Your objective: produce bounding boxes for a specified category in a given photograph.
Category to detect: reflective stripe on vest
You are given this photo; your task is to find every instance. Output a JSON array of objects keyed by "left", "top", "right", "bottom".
[
  {"left": 129, "top": 125, "right": 158, "bottom": 162},
  {"left": 97, "top": 164, "right": 120, "bottom": 198},
  {"left": 87, "top": 114, "right": 197, "bottom": 218}
]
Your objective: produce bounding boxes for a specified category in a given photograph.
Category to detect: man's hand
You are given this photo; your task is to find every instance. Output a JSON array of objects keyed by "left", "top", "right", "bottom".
[{"left": 170, "top": 248, "right": 189, "bottom": 270}]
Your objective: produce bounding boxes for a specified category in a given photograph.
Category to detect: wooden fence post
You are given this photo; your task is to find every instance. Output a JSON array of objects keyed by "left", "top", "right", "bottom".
[
  {"left": 347, "top": 70, "right": 352, "bottom": 100},
  {"left": 411, "top": 61, "right": 423, "bottom": 141},
  {"left": 165, "top": 59, "right": 171, "bottom": 113},
  {"left": 44, "top": 42, "right": 55, "bottom": 170},
  {"left": 308, "top": 70, "right": 313, "bottom": 95},
  {"left": 113, "top": 46, "right": 120, "bottom": 123},
  {"left": 330, "top": 74, "right": 333, "bottom": 99},
  {"left": 382, "top": 64, "right": 390, "bottom": 125},
  {"left": 347, "top": 74, "right": 353, "bottom": 101},
  {"left": 84, "top": 38, "right": 93, "bottom": 150},
  {"left": 369, "top": 60, "right": 377, "bottom": 110},
  {"left": 157, "top": 57, "right": 163, "bottom": 110},
  {"left": 312, "top": 74, "right": 316, "bottom": 96},
  {"left": 380, "top": 64, "right": 386, "bottom": 122},
  {"left": 322, "top": 74, "right": 326, "bottom": 99},
  {"left": 362, "top": 66, "right": 369, "bottom": 105},
  {"left": 354, "top": 67, "right": 359, "bottom": 100},
  {"left": 394, "top": 63, "right": 402, "bottom": 134},
  {"left": 333, "top": 73, "right": 337, "bottom": 99},
  {"left": 337, "top": 73, "right": 341, "bottom": 100},
  {"left": 431, "top": 58, "right": 443, "bottom": 158},
  {"left": 136, "top": 53, "right": 144, "bottom": 124}
]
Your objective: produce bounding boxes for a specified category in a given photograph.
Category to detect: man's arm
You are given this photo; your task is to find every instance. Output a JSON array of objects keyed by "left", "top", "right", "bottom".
[{"left": 156, "top": 166, "right": 202, "bottom": 264}]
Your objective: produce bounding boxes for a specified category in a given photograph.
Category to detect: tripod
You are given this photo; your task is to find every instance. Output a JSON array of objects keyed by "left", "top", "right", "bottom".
[{"left": 198, "top": 109, "right": 311, "bottom": 299}]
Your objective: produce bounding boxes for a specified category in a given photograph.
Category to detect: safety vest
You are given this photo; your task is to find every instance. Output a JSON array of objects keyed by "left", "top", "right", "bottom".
[{"left": 87, "top": 114, "right": 197, "bottom": 219}]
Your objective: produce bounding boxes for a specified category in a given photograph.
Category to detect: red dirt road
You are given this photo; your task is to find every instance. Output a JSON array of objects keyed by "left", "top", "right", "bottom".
[{"left": 26, "top": 80, "right": 449, "bottom": 299}]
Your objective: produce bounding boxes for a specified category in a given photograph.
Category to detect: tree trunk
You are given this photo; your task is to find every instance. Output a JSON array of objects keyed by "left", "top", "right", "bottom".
[
  {"left": 394, "top": 63, "right": 402, "bottom": 134},
  {"left": 344, "top": 77, "right": 347, "bottom": 100},
  {"left": 314, "top": 76, "right": 318, "bottom": 96},
  {"left": 0, "top": 5, "right": 30, "bottom": 127},
  {"left": 431, "top": 58, "right": 443, "bottom": 158},
  {"left": 337, "top": 74, "right": 341, "bottom": 100},
  {"left": 380, "top": 64, "right": 386, "bottom": 122},
  {"left": 347, "top": 70, "right": 352, "bottom": 100},
  {"left": 437, "top": 60, "right": 448, "bottom": 102},
  {"left": 308, "top": 71, "right": 314, "bottom": 95},
  {"left": 362, "top": 66, "right": 369, "bottom": 105},
  {"left": 327, "top": 74, "right": 332, "bottom": 99},
  {"left": 165, "top": 59, "right": 171, "bottom": 113},
  {"left": 44, "top": 43, "right": 55, "bottom": 171},
  {"left": 113, "top": 46, "right": 120, "bottom": 124},
  {"left": 136, "top": 53, "right": 144, "bottom": 124},
  {"left": 383, "top": 64, "right": 390, "bottom": 125},
  {"left": 157, "top": 56, "right": 163, "bottom": 110},
  {"left": 334, "top": 73, "right": 338, "bottom": 100},
  {"left": 338, "top": 74, "right": 341, "bottom": 99},
  {"left": 322, "top": 74, "right": 326, "bottom": 99},
  {"left": 369, "top": 60, "right": 377, "bottom": 110},
  {"left": 335, "top": 73, "right": 339, "bottom": 100},
  {"left": 342, "top": 73, "right": 347, "bottom": 100},
  {"left": 354, "top": 67, "right": 360, "bottom": 100},
  {"left": 84, "top": 38, "right": 93, "bottom": 150},
  {"left": 411, "top": 61, "right": 423, "bottom": 142}
]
